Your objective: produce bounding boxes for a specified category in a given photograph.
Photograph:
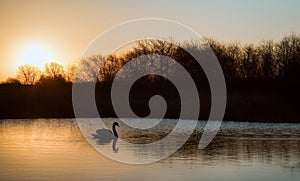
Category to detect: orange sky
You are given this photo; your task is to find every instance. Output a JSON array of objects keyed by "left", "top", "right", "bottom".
[{"left": 1, "top": 0, "right": 300, "bottom": 81}]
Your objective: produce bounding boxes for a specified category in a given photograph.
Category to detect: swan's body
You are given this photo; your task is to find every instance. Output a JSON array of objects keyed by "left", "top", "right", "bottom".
[{"left": 92, "top": 122, "right": 119, "bottom": 145}]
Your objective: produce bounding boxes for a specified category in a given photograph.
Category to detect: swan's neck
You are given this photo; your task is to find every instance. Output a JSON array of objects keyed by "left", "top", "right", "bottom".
[{"left": 112, "top": 125, "right": 118, "bottom": 138}]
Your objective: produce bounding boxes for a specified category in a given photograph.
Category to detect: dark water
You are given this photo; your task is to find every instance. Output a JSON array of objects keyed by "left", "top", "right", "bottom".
[{"left": 0, "top": 119, "right": 300, "bottom": 181}]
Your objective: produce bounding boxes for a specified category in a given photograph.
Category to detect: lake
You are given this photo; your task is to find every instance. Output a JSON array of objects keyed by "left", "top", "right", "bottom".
[{"left": 0, "top": 118, "right": 300, "bottom": 181}]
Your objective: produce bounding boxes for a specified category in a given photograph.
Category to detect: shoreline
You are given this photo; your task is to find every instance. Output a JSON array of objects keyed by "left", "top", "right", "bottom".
[{"left": 0, "top": 117, "right": 299, "bottom": 124}]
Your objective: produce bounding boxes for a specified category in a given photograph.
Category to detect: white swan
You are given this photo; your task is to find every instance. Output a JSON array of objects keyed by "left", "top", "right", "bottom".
[{"left": 92, "top": 122, "right": 119, "bottom": 145}]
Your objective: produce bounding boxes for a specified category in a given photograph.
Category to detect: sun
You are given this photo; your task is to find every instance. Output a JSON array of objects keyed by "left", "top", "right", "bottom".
[{"left": 19, "top": 43, "right": 53, "bottom": 68}]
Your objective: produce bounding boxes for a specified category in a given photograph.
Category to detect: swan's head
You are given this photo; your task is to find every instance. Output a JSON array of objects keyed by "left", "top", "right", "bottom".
[{"left": 113, "top": 122, "right": 119, "bottom": 127}]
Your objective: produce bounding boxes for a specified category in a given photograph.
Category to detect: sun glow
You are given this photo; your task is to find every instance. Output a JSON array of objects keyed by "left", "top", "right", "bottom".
[{"left": 18, "top": 43, "right": 54, "bottom": 68}]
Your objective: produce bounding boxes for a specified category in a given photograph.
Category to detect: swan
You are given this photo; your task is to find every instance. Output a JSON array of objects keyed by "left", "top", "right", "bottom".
[{"left": 92, "top": 122, "right": 119, "bottom": 145}]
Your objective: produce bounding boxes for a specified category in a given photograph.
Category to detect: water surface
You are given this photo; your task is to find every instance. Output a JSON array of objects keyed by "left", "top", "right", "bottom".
[{"left": 0, "top": 119, "right": 300, "bottom": 180}]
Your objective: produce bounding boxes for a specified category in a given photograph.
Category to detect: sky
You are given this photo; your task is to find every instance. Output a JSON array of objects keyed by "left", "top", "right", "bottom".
[{"left": 1, "top": 0, "right": 300, "bottom": 81}]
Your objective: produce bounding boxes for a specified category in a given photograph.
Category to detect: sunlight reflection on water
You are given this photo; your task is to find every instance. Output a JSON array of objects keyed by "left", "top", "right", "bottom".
[{"left": 0, "top": 119, "right": 300, "bottom": 181}]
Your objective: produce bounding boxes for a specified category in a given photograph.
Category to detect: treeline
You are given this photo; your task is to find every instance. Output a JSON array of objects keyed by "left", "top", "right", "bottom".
[
  {"left": 1, "top": 34, "right": 299, "bottom": 121},
  {"left": 3, "top": 34, "right": 300, "bottom": 86},
  {"left": 73, "top": 34, "right": 300, "bottom": 85},
  {"left": 3, "top": 62, "right": 75, "bottom": 86},
  {"left": 208, "top": 34, "right": 300, "bottom": 81},
  {"left": 71, "top": 33, "right": 300, "bottom": 84}
]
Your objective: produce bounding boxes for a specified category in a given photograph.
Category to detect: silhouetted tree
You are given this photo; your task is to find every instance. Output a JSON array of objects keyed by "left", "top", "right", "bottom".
[
  {"left": 75, "top": 55, "right": 104, "bottom": 82},
  {"left": 16, "top": 64, "right": 41, "bottom": 85},
  {"left": 206, "top": 38, "right": 234, "bottom": 80},
  {"left": 277, "top": 34, "right": 300, "bottom": 79},
  {"left": 44, "top": 62, "right": 65, "bottom": 79},
  {"left": 259, "top": 41, "right": 280, "bottom": 79},
  {"left": 120, "top": 39, "right": 179, "bottom": 81},
  {"left": 99, "top": 54, "right": 123, "bottom": 82},
  {"left": 65, "top": 63, "right": 77, "bottom": 82}
]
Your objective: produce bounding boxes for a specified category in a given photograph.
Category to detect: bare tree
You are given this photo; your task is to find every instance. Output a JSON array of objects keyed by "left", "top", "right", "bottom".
[
  {"left": 16, "top": 64, "right": 41, "bottom": 85},
  {"left": 44, "top": 62, "right": 65, "bottom": 79},
  {"left": 65, "top": 63, "right": 77, "bottom": 82},
  {"left": 258, "top": 40, "right": 280, "bottom": 78},
  {"left": 242, "top": 44, "right": 261, "bottom": 78},
  {"left": 277, "top": 34, "right": 300, "bottom": 79},
  {"left": 99, "top": 54, "right": 123, "bottom": 82},
  {"left": 75, "top": 55, "right": 104, "bottom": 82}
]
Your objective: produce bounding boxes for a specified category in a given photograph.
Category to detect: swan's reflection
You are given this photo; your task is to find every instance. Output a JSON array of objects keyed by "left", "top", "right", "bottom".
[{"left": 92, "top": 122, "right": 119, "bottom": 153}]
